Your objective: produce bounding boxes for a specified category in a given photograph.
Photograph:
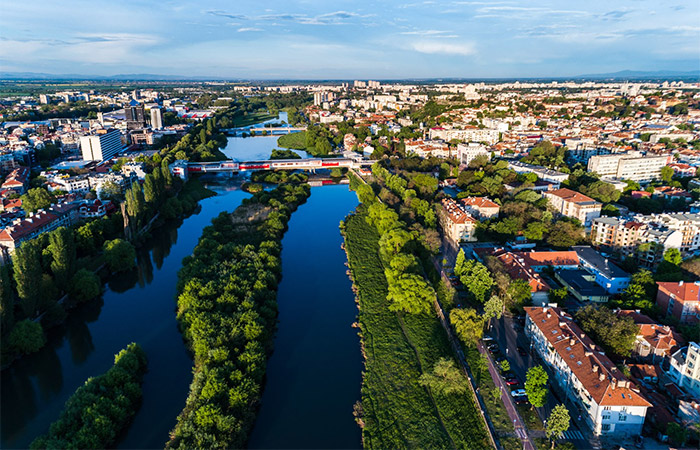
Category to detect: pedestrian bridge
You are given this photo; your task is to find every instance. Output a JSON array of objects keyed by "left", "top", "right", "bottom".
[{"left": 169, "top": 158, "right": 370, "bottom": 179}]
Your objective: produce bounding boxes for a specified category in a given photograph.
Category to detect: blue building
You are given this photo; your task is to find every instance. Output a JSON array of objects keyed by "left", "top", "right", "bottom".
[{"left": 573, "top": 246, "right": 631, "bottom": 294}]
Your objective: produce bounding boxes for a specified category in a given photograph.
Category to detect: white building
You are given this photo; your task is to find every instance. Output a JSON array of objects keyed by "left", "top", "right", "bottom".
[
  {"left": 543, "top": 188, "right": 602, "bottom": 227},
  {"left": 668, "top": 342, "right": 700, "bottom": 399},
  {"left": 588, "top": 153, "right": 671, "bottom": 183},
  {"left": 457, "top": 142, "right": 490, "bottom": 166},
  {"left": 525, "top": 306, "right": 651, "bottom": 437},
  {"left": 80, "top": 130, "right": 122, "bottom": 162},
  {"left": 150, "top": 107, "right": 163, "bottom": 130}
]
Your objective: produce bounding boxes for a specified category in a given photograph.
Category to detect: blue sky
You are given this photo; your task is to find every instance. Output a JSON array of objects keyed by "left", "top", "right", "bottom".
[{"left": 1, "top": 0, "right": 699, "bottom": 78}]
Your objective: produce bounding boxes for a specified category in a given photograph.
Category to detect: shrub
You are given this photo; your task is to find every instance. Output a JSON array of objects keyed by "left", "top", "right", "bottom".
[
  {"left": 103, "top": 239, "right": 136, "bottom": 272},
  {"left": 9, "top": 319, "right": 46, "bottom": 354},
  {"left": 69, "top": 269, "right": 101, "bottom": 303}
]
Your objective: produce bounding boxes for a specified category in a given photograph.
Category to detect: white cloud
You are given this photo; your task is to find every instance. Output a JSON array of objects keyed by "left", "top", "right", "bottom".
[
  {"left": 238, "top": 27, "right": 263, "bottom": 32},
  {"left": 410, "top": 41, "right": 476, "bottom": 56}
]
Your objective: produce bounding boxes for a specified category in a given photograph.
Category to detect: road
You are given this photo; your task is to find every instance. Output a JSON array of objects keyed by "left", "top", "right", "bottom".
[{"left": 489, "top": 315, "right": 600, "bottom": 450}]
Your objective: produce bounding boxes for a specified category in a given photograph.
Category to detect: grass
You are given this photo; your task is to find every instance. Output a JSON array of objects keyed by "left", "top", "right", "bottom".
[
  {"left": 231, "top": 111, "right": 276, "bottom": 128},
  {"left": 277, "top": 131, "right": 308, "bottom": 150},
  {"left": 177, "top": 177, "right": 216, "bottom": 202},
  {"left": 343, "top": 206, "right": 489, "bottom": 449},
  {"left": 464, "top": 346, "right": 515, "bottom": 435},
  {"left": 518, "top": 404, "right": 545, "bottom": 431}
]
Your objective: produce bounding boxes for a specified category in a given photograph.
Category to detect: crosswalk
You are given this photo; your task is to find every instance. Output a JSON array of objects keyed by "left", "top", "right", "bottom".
[
  {"left": 561, "top": 430, "right": 585, "bottom": 440},
  {"left": 515, "top": 428, "right": 527, "bottom": 439}
]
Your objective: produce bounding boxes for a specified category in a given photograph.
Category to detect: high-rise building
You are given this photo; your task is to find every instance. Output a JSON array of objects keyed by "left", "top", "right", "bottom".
[
  {"left": 80, "top": 130, "right": 122, "bottom": 162},
  {"left": 125, "top": 103, "right": 146, "bottom": 130},
  {"left": 150, "top": 107, "right": 163, "bottom": 129},
  {"left": 39, "top": 94, "right": 50, "bottom": 104}
]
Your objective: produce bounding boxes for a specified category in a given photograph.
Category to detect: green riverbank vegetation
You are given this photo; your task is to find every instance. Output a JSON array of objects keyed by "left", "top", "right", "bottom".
[
  {"left": 167, "top": 182, "right": 311, "bottom": 449},
  {"left": 341, "top": 198, "right": 489, "bottom": 448},
  {"left": 30, "top": 343, "right": 148, "bottom": 449}
]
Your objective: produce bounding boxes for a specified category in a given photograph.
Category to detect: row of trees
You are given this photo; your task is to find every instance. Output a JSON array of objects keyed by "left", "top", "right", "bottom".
[
  {"left": 167, "top": 183, "right": 311, "bottom": 449},
  {"left": 30, "top": 343, "right": 147, "bottom": 449},
  {"left": 371, "top": 163, "right": 437, "bottom": 228}
]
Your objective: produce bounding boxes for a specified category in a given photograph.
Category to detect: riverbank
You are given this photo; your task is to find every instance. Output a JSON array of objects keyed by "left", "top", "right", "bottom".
[
  {"left": 167, "top": 182, "right": 311, "bottom": 449},
  {"left": 341, "top": 205, "right": 490, "bottom": 449}
]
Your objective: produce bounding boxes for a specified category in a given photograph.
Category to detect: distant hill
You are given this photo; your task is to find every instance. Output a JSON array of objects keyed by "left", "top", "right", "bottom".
[
  {"left": 575, "top": 69, "right": 700, "bottom": 80},
  {"left": 0, "top": 72, "right": 231, "bottom": 81}
]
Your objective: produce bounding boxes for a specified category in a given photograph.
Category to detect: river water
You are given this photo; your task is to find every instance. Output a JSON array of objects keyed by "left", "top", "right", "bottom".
[{"left": 1, "top": 129, "right": 362, "bottom": 449}]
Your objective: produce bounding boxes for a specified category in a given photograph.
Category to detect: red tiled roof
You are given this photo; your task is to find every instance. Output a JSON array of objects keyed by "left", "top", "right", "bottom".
[
  {"left": 460, "top": 196, "right": 500, "bottom": 209},
  {"left": 525, "top": 306, "right": 652, "bottom": 408},
  {"left": 514, "top": 251, "right": 579, "bottom": 267},
  {"left": 545, "top": 188, "right": 597, "bottom": 204},
  {"left": 657, "top": 282, "right": 700, "bottom": 303}
]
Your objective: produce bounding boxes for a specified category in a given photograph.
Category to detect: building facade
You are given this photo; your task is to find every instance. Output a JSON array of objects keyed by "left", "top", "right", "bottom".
[
  {"left": 80, "top": 130, "right": 122, "bottom": 162},
  {"left": 543, "top": 188, "right": 602, "bottom": 227},
  {"left": 525, "top": 306, "right": 651, "bottom": 437}
]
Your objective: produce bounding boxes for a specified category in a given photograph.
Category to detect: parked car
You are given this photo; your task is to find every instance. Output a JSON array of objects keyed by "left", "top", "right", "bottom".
[
  {"left": 482, "top": 336, "right": 494, "bottom": 344},
  {"left": 517, "top": 346, "right": 527, "bottom": 356},
  {"left": 514, "top": 396, "right": 530, "bottom": 405},
  {"left": 510, "top": 389, "right": 526, "bottom": 398},
  {"left": 505, "top": 378, "right": 520, "bottom": 386},
  {"left": 495, "top": 355, "right": 506, "bottom": 364}
]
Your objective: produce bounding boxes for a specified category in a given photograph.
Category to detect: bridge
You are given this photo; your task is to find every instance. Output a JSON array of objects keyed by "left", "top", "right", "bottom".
[
  {"left": 169, "top": 157, "right": 371, "bottom": 180},
  {"left": 222, "top": 126, "right": 307, "bottom": 136}
]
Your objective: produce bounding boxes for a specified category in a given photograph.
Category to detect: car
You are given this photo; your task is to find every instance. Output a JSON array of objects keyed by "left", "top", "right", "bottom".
[
  {"left": 505, "top": 378, "right": 520, "bottom": 386},
  {"left": 514, "top": 397, "right": 530, "bottom": 405},
  {"left": 482, "top": 336, "right": 494, "bottom": 344},
  {"left": 517, "top": 346, "right": 527, "bottom": 356},
  {"left": 495, "top": 355, "right": 506, "bottom": 364},
  {"left": 510, "top": 389, "right": 526, "bottom": 398}
]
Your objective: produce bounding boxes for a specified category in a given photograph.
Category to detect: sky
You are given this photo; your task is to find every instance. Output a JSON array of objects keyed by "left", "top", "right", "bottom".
[{"left": 1, "top": 0, "right": 699, "bottom": 79}]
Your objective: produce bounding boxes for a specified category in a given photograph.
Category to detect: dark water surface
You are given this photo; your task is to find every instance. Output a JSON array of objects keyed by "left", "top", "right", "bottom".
[{"left": 248, "top": 184, "right": 362, "bottom": 450}]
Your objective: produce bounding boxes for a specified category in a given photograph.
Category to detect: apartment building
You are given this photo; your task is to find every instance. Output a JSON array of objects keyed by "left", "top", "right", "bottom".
[
  {"left": 456, "top": 142, "right": 490, "bottom": 166},
  {"left": 573, "top": 246, "right": 631, "bottom": 294},
  {"left": 405, "top": 139, "right": 451, "bottom": 159},
  {"left": 543, "top": 188, "right": 602, "bottom": 227},
  {"left": 656, "top": 281, "right": 700, "bottom": 324},
  {"left": 588, "top": 153, "right": 671, "bottom": 183},
  {"left": 668, "top": 342, "right": 700, "bottom": 399},
  {"left": 616, "top": 310, "right": 683, "bottom": 363},
  {"left": 459, "top": 196, "right": 500, "bottom": 220},
  {"left": 80, "top": 129, "right": 122, "bottom": 162},
  {"left": 507, "top": 161, "right": 570, "bottom": 184},
  {"left": 430, "top": 127, "right": 500, "bottom": 144},
  {"left": 439, "top": 198, "right": 477, "bottom": 244},
  {"left": 525, "top": 306, "right": 651, "bottom": 437}
]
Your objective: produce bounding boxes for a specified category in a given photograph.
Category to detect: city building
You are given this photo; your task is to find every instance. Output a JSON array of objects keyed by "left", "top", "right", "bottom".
[
  {"left": 125, "top": 103, "right": 146, "bottom": 130},
  {"left": 459, "top": 197, "right": 500, "bottom": 220},
  {"left": 667, "top": 342, "right": 700, "bottom": 399},
  {"left": 656, "top": 281, "right": 700, "bottom": 324},
  {"left": 555, "top": 269, "right": 609, "bottom": 303},
  {"left": 456, "top": 142, "right": 490, "bottom": 166},
  {"left": 543, "top": 188, "right": 602, "bottom": 227},
  {"left": 588, "top": 153, "right": 671, "bottom": 183},
  {"left": 525, "top": 306, "right": 651, "bottom": 437},
  {"left": 0, "top": 166, "right": 30, "bottom": 194},
  {"left": 616, "top": 310, "right": 683, "bottom": 364},
  {"left": 439, "top": 198, "right": 477, "bottom": 244},
  {"left": 80, "top": 129, "right": 122, "bottom": 162},
  {"left": 404, "top": 139, "right": 451, "bottom": 159},
  {"left": 507, "top": 161, "right": 569, "bottom": 184},
  {"left": 573, "top": 246, "right": 631, "bottom": 294},
  {"left": 150, "top": 107, "right": 163, "bottom": 130}
]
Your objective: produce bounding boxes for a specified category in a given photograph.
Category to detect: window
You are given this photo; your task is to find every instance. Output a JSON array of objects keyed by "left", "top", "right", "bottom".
[
  {"left": 602, "top": 414, "right": 610, "bottom": 420},
  {"left": 602, "top": 424, "right": 611, "bottom": 431},
  {"left": 619, "top": 415, "right": 627, "bottom": 422},
  {"left": 603, "top": 406, "right": 611, "bottom": 411}
]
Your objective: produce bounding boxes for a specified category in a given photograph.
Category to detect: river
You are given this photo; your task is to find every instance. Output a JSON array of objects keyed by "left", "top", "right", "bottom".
[{"left": 1, "top": 127, "right": 362, "bottom": 449}]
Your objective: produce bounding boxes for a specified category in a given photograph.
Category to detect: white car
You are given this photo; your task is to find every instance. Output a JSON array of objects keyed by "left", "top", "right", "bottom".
[{"left": 510, "top": 389, "right": 527, "bottom": 398}]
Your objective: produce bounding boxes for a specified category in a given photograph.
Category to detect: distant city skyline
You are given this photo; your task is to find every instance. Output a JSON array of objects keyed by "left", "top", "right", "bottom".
[{"left": 1, "top": 0, "right": 699, "bottom": 79}]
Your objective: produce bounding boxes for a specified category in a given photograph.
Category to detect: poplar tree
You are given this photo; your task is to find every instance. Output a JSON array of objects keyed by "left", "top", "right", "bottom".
[
  {"left": 48, "top": 227, "right": 76, "bottom": 292},
  {"left": 143, "top": 173, "right": 158, "bottom": 204},
  {"left": 13, "top": 241, "right": 42, "bottom": 318},
  {"left": 0, "top": 263, "right": 14, "bottom": 331}
]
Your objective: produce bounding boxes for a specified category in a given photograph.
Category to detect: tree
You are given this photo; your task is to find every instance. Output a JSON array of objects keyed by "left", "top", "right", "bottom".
[
  {"left": 13, "top": 240, "right": 42, "bottom": 317},
  {"left": 454, "top": 249, "right": 467, "bottom": 276},
  {"left": 546, "top": 405, "right": 571, "bottom": 449},
  {"left": 548, "top": 287, "right": 568, "bottom": 304},
  {"left": 507, "top": 279, "right": 532, "bottom": 311},
  {"left": 546, "top": 222, "right": 582, "bottom": 248},
  {"left": 419, "top": 358, "right": 469, "bottom": 395},
  {"left": 457, "top": 259, "right": 494, "bottom": 303},
  {"left": 99, "top": 181, "right": 122, "bottom": 200},
  {"left": 103, "top": 239, "right": 136, "bottom": 272},
  {"left": 0, "top": 263, "right": 14, "bottom": 330},
  {"left": 450, "top": 308, "right": 484, "bottom": 345},
  {"left": 660, "top": 165, "right": 674, "bottom": 184},
  {"left": 500, "top": 360, "right": 510, "bottom": 373},
  {"left": 484, "top": 295, "right": 504, "bottom": 327},
  {"left": 69, "top": 269, "right": 101, "bottom": 303},
  {"left": 143, "top": 172, "right": 159, "bottom": 204},
  {"left": 525, "top": 365, "right": 549, "bottom": 408},
  {"left": 575, "top": 305, "right": 637, "bottom": 358},
  {"left": 21, "top": 187, "right": 56, "bottom": 213},
  {"left": 667, "top": 422, "right": 687, "bottom": 447},
  {"left": 48, "top": 227, "right": 76, "bottom": 292},
  {"left": 9, "top": 319, "right": 46, "bottom": 354}
]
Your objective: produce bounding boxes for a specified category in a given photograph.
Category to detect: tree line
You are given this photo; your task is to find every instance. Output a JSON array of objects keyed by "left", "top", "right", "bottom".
[
  {"left": 30, "top": 342, "right": 147, "bottom": 449},
  {"left": 167, "top": 182, "right": 310, "bottom": 449}
]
